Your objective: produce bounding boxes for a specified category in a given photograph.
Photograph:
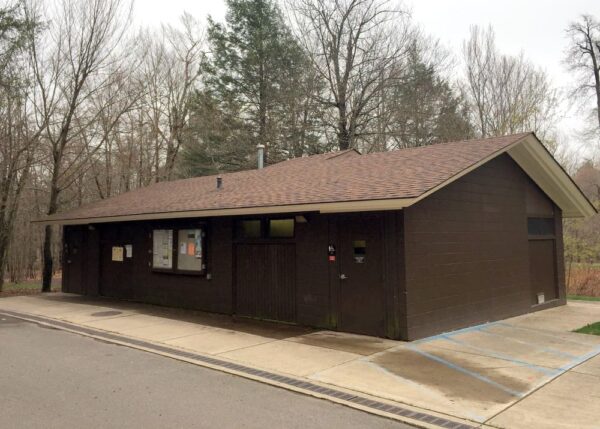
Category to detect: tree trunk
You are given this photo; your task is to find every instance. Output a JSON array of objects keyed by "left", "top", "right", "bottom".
[
  {"left": 0, "top": 229, "right": 8, "bottom": 292},
  {"left": 41, "top": 175, "right": 60, "bottom": 292},
  {"left": 41, "top": 224, "right": 53, "bottom": 292},
  {"left": 337, "top": 101, "right": 350, "bottom": 150},
  {"left": 590, "top": 41, "right": 600, "bottom": 129}
]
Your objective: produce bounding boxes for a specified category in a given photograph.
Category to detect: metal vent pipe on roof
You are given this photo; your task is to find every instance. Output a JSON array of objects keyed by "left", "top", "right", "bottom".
[
  {"left": 216, "top": 175, "right": 222, "bottom": 189},
  {"left": 257, "top": 144, "right": 265, "bottom": 169}
]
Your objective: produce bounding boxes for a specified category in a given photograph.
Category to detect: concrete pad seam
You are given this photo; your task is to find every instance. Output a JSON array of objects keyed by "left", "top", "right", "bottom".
[
  {"left": 281, "top": 336, "right": 391, "bottom": 357},
  {"left": 81, "top": 313, "right": 146, "bottom": 324},
  {"left": 0, "top": 308, "right": 479, "bottom": 429},
  {"left": 482, "top": 339, "right": 600, "bottom": 425},
  {"left": 360, "top": 361, "right": 461, "bottom": 406},
  {"left": 480, "top": 327, "right": 583, "bottom": 359},
  {"left": 128, "top": 329, "right": 210, "bottom": 343},
  {"left": 438, "top": 335, "right": 559, "bottom": 375},
  {"left": 303, "top": 350, "right": 373, "bottom": 380},
  {"left": 496, "top": 322, "right": 600, "bottom": 347},
  {"left": 569, "top": 368, "right": 600, "bottom": 379},
  {"left": 411, "top": 321, "right": 501, "bottom": 345},
  {"left": 407, "top": 344, "right": 524, "bottom": 398},
  {"left": 421, "top": 342, "right": 561, "bottom": 372},
  {"left": 212, "top": 337, "right": 281, "bottom": 356}
]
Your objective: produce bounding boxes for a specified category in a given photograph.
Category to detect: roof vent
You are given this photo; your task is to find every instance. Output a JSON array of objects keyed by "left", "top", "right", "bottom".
[
  {"left": 216, "top": 175, "right": 223, "bottom": 189},
  {"left": 257, "top": 144, "right": 265, "bottom": 169}
]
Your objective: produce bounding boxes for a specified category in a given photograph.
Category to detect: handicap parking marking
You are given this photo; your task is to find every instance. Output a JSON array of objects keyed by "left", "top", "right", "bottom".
[
  {"left": 411, "top": 321, "right": 501, "bottom": 345},
  {"left": 406, "top": 344, "right": 525, "bottom": 398},
  {"left": 557, "top": 344, "right": 600, "bottom": 372},
  {"left": 406, "top": 320, "right": 600, "bottom": 401},
  {"left": 495, "top": 322, "right": 600, "bottom": 348},
  {"left": 437, "top": 334, "right": 559, "bottom": 376},
  {"left": 475, "top": 326, "right": 580, "bottom": 360}
]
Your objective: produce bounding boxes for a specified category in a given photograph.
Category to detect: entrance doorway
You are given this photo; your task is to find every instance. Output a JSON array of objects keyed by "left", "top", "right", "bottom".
[
  {"left": 337, "top": 213, "right": 385, "bottom": 336},
  {"left": 63, "top": 227, "right": 84, "bottom": 294}
]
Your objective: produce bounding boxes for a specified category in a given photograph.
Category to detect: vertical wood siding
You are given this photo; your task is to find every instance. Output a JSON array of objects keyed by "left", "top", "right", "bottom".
[{"left": 235, "top": 243, "right": 296, "bottom": 322}]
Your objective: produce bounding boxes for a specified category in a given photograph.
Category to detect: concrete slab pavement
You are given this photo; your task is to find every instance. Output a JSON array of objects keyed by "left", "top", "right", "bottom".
[
  {"left": 164, "top": 328, "right": 278, "bottom": 355},
  {"left": 220, "top": 340, "right": 361, "bottom": 376},
  {"left": 2, "top": 293, "right": 600, "bottom": 429},
  {"left": 488, "top": 359, "right": 600, "bottom": 429}
]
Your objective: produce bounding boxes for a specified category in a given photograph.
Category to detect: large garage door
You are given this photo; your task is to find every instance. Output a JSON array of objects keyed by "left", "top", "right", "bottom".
[
  {"left": 529, "top": 239, "right": 557, "bottom": 304},
  {"left": 527, "top": 217, "right": 558, "bottom": 305},
  {"left": 235, "top": 244, "right": 296, "bottom": 322}
]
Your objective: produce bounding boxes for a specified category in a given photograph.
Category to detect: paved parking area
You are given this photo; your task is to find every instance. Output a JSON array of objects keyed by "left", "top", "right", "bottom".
[
  {"left": 1, "top": 294, "right": 600, "bottom": 428},
  {"left": 0, "top": 315, "right": 407, "bottom": 429}
]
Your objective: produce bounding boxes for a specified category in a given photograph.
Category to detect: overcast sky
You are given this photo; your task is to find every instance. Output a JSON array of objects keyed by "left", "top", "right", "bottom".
[{"left": 135, "top": 0, "right": 600, "bottom": 157}]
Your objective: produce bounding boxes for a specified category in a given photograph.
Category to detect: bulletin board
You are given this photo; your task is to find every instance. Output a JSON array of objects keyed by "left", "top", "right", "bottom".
[{"left": 152, "top": 229, "right": 173, "bottom": 269}]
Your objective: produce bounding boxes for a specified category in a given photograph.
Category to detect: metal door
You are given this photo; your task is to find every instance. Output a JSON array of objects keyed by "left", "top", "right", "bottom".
[
  {"left": 63, "top": 227, "right": 84, "bottom": 294},
  {"left": 99, "top": 226, "right": 134, "bottom": 299},
  {"left": 337, "top": 214, "right": 385, "bottom": 336}
]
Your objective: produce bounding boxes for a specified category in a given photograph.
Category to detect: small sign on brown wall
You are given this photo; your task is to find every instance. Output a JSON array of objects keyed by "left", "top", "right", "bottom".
[{"left": 112, "top": 246, "right": 124, "bottom": 262}]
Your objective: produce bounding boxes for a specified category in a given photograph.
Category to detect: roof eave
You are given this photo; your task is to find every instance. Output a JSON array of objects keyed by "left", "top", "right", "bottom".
[
  {"left": 35, "top": 197, "right": 419, "bottom": 225},
  {"left": 507, "top": 134, "right": 597, "bottom": 218}
]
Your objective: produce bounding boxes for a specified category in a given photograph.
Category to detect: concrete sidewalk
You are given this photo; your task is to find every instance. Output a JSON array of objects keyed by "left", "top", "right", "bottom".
[{"left": 1, "top": 294, "right": 600, "bottom": 429}]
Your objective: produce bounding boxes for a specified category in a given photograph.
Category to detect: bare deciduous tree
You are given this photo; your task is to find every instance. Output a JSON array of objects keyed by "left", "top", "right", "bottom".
[
  {"left": 0, "top": 1, "right": 39, "bottom": 291},
  {"left": 288, "top": 0, "right": 412, "bottom": 150},
  {"left": 138, "top": 14, "right": 205, "bottom": 182},
  {"left": 463, "top": 25, "right": 559, "bottom": 141},
  {"left": 565, "top": 15, "right": 600, "bottom": 132},
  {"left": 26, "top": 0, "right": 133, "bottom": 291}
]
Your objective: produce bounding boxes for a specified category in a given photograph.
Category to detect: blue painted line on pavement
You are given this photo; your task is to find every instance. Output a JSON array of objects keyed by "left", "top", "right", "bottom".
[
  {"left": 476, "top": 327, "right": 579, "bottom": 360},
  {"left": 495, "top": 322, "right": 598, "bottom": 347},
  {"left": 439, "top": 334, "right": 558, "bottom": 375},
  {"left": 558, "top": 345, "right": 600, "bottom": 372},
  {"left": 411, "top": 321, "right": 500, "bottom": 345},
  {"left": 407, "top": 344, "right": 524, "bottom": 397}
]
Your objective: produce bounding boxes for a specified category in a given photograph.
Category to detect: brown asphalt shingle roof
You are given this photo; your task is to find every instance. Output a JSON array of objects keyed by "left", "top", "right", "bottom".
[{"left": 45, "top": 133, "right": 532, "bottom": 223}]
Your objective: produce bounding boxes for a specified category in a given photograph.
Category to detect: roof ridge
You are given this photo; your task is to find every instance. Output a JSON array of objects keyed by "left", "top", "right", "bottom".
[
  {"left": 325, "top": 148, "right": 361, "bottom": 160},
  {"left": 357, "top": 132, "right": 533, "bottom": 158}
]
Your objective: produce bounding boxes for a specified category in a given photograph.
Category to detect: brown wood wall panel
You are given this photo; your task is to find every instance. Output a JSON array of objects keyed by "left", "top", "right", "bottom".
[
  {"left": 403, "top": 155, "right": 565, "bottom": 340},
  {"left": 91, "top": 218, "right": 234, "bottom": 314},
  {"left": 63, "top": 212, "right": 386, "bottom": 334},
  {"left": 383, "top": 211, "right": 407, "bottom": 339},
  {"left": 295, "top": 214, "right": 332, "bottom": 328},
  {"left": 235, "top": 243, "right": 296, "bottom": 322}
]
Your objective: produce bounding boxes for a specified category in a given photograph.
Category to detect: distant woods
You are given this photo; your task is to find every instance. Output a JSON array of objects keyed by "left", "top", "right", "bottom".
[{"left": 0, "top": 0, "right": 597, "bottom": 289}]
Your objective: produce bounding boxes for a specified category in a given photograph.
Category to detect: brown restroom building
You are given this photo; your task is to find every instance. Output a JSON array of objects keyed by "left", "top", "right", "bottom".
[{"left": 41, "top": 133, "right": 596, "bottom": 340}]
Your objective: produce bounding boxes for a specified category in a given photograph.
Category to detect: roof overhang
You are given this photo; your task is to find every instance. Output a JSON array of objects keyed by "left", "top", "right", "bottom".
[
  {"left": 37, "top": 133, "right": 596, "bottom": 225},
  {"left": 38, "top": 198, "right": 418, "bottom": 225},
  {"left": 506, "top": 134, "right": 596, "bottom": 218},
  {"left": 406, "top": 133, "right": 596, "bottom": 218}
]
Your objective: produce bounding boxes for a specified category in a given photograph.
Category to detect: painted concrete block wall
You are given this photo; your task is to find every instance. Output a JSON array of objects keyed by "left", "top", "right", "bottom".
[{"left": 403, "top": 154, "right": 564, "bottom": 340}]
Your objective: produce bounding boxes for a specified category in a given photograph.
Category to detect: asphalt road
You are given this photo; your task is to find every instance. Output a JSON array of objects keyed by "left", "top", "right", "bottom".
[{"left": 0, "top": 315, "right": 412, "bottom": 429}]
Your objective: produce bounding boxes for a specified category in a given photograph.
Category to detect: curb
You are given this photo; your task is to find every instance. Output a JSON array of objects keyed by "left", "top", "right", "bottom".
[{"left": 0, "top": 309, "right": 480, "bottom": 429}]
